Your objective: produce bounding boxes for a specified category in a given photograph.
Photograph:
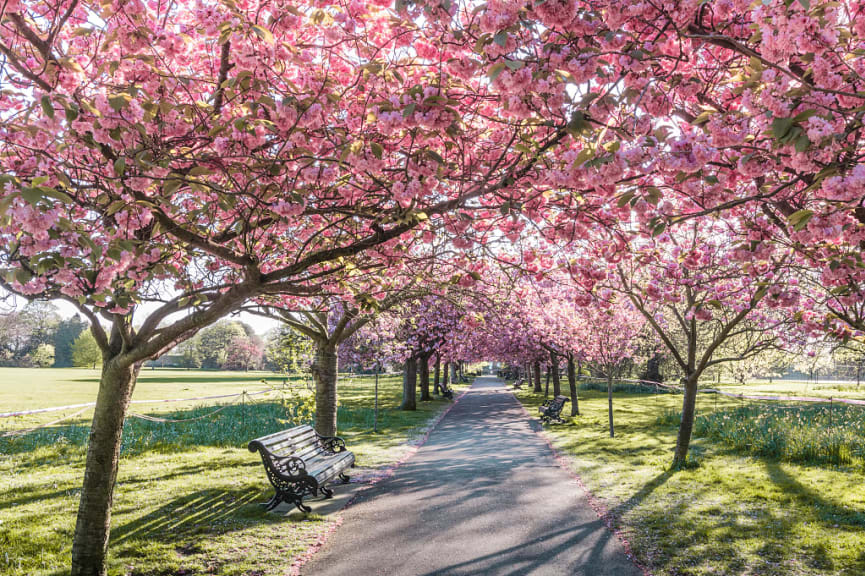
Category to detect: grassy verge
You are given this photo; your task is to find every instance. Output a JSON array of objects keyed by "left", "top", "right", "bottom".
[
  {"left": 1, "top": 373, "right": 465, "bottom": 576},
  {"left": 514, "top": 385, "right": 865, "bottom": 576}
]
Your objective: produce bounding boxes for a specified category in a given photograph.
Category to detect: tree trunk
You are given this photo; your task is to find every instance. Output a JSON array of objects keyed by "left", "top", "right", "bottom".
[
  {"left": 672, "top": 374, "right": 699, "bottom": 466},
  {"left": 533, "top": 361, "right": 542, "bottom": 393},
  {"left": 567, "top": 355, "right": 579, "bottom": 416},
  {"left": 443, "top": 360, "right": 449, "bottom": 387},
  {"left": 433, "top": 356, "right": 441, "bottom": 394},
  {"left": 419, "top": 354, "right": 431, "bottom": 401},
  {"left": 607, "top": 375, "right": 614, "bottom": 438},
  {"left": 545, "top": 364, "right": 550, "bottom": 396},
  {"left": 550, "top": 350, "right": 561, "bottom": 397},
  {"left": 71, "top": 360, "right": 140, "bottom": 576},
  {"left": 311, "top": 342, "right": 338, "bottom": 436},
  {"left": 450, "top": 362, "right": 457, "bottom": 385},
  {"left": 401, "top": 357, "right": 417, "bottom": 411}
]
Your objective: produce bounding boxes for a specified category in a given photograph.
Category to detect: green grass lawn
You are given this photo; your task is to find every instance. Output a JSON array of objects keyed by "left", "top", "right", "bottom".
[
  {"left": 705, "top": 378, "right": 865, "bottom": 400},
  {"left": 515, "top": 384, "right": 865, "bottom": 576},
  {"left": 0, "top": 369, "right": 464, "bottom": 576},
  {"left": 0, "top": 367, "right": 294, "bottom": 413}
]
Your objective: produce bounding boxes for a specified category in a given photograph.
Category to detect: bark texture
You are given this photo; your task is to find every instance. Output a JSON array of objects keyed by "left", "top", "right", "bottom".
[
  {"left": 401, "top": 357, "right": 418, "bottom": 411},
  {"left": 312, "top": 343, "right": 338, "bottom": 436},
  {"left": 550, "top": 350, "right": 561, "bottom": 397},
  {"left": 567, "top": 356, "right": 579, "bottom": 416},
  {"left": 419, "top": 354, "right": 432, "bottom": 401},
  {"left": 673, "top": 375, "right": 699, "bottom": 465},
  {"left": 607, "top": 376, "right": 615, "bottom": 438},
  {"left": 532, "top": 361, "right": 542, "bottom": 393},
  {"left": 71, "top": 360, "right": 140, "bottom": 576}
]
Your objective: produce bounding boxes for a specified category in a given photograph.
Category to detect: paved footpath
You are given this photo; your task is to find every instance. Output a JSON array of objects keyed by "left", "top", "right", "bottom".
[{"left": 303, "top": 376, "right": 643, "bottom": 576}]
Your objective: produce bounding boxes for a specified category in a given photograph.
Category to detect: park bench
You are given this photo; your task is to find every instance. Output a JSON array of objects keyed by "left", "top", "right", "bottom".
[
  {"left": 538, "top": 395, "right": 570, "bottom": 424},
  {"left": 439, "top": 381, "right": 454, "bottom": 400},
  {"left": 248, "top": 425, "right": 354, "bottom": 513},
  {"left": 512, "top": 378, "right": 526, "bottom": 389}
]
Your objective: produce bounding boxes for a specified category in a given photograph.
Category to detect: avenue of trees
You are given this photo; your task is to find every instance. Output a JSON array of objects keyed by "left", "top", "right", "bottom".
[{"left": 1, "top": 0, "right": 864, "bottom": 575}]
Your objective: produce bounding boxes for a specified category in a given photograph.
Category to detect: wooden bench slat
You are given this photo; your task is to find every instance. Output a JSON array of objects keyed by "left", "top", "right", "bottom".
[
  {"left": 253, "top": 425, "right": 316, "bottom": 445},
  {"left": 265, "top": 431, "right": 319, "bottom": 455}
]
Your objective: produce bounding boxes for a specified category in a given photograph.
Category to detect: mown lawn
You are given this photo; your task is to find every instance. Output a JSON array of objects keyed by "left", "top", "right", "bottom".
[
  {"left": 515, "top": 384, "right": 865, "bottom": 576},
  {"left": 0, "top": 370, "right": 463, "bottom": 576}
]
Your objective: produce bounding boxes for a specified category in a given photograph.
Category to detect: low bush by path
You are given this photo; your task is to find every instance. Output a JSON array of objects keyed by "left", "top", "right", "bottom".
[
  {"left": 0, "top": 372, "right": 462, "bottom": 576},
  {"left": 514, "top": 387, "right": 865, "bottom": 576}
]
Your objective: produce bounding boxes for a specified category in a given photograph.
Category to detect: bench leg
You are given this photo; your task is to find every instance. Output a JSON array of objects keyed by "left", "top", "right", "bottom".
[
  {"left": 339, "top": 472, "right": 350, "bottom": 484},
  {"left": 293, "top": 497, "right": 312, "bottom": 514},
  {"left": 263, "top": 492, "right": 281, "bottom": 511},
  {"left": 320, "top": 484, "right": 334, "bottom": 499}
]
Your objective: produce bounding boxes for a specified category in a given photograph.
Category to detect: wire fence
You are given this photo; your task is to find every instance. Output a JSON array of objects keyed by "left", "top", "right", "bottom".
[
  {"left": 578, "top": 376, "right": 865, "bottom": 408},
  {"left": 0, "top": 371, "right": 404, "bottom": 439}
]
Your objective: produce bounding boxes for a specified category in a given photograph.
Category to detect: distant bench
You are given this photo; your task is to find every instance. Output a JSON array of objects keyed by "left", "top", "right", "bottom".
[
  {"left": 248, "top": 425, "right": 354, "bottom": 513},
  {"left": 512, "top": 378, "right": 526, "bottom": 390},
  {"left": 539, "top": 395, "right": 569, "bottom": 424}
]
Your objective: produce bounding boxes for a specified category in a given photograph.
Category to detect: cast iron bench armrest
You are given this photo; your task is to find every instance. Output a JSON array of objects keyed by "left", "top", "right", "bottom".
[{"left": 316, "top": 434, "right": 347, "bottom": 453}]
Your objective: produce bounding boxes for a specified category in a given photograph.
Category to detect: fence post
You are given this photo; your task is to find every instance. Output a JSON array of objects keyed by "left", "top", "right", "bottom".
[
  {"left": 374, "top": 367, "right": 379, "bottom": 434},
  {"left": 829, "top": 396, "right": 833, "bottom": 428}
]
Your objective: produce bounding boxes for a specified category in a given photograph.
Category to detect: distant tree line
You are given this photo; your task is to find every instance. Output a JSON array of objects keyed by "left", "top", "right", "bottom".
[
  {"left": 167, "top": 321, "right": 315, "bottom": 372},
  {"left": 168, "top": 320, "right": 268, "bottom": 371},
  {"left": 0, "top": 302, "right": 90, "bottom": 368}
]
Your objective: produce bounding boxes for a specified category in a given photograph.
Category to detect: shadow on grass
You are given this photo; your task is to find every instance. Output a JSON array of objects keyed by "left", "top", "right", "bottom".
[
  {"left": 112, "top": 487, "right": 280, "bottom": 545},
  {"left": 765, "top": 461, "right": 865, "bottom": 530}
]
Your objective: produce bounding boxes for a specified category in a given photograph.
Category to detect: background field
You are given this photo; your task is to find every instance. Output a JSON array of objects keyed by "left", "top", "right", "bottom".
[{"left": 0, "top": 368, "right": 463, "bottom": 576}]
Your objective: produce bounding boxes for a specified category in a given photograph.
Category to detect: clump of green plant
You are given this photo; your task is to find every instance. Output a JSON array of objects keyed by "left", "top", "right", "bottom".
[
  {"left": 659, "top": 403, "right": 865, "bottom": 466},
  {"left": 578, "top": 378, "right": 675, "bottom": 395}
]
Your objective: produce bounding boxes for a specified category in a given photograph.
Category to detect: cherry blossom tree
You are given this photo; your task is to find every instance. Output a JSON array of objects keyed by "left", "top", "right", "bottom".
[
  {"left": 0, "top": 1, "right": 582, "bottom": 573},
  {"left": 612, "top": 219, "right": 799, "bottom": 466}
]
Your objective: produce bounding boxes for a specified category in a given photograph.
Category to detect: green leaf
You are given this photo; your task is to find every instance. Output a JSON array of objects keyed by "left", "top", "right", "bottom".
[
  {"left": 41, "top": 96, "right": 55, "bottom": 119},
  {"left": 488, "top": 62, "right": 506, "bottom": 81},
  {"left": 788, "top": 208, "right": 814, "bottom": 230},
  {"left": 493, "top": 31, "right": 508, "bottom": 47},
  {"left": 798, "top": 0, "right": 810, "bottom": 9},
  {"left": 21, "top": 187, "right": 43, "bottom": 205},
  {"left": 771, "top": 117, "right": 794, "bottom": 140},
  {"left": 15, "top": 268, "right": 32, "bottom": 285},
  {"left": 114, "top": 157, "right": 126, "bottom": 176},
  {"left": 108, "top": 93, "right": 131, "bottom": 112},
  {"left": 426, "top": 149, "right": 444, "bottom": 164},
  {"left": 652, "top": 221, "right": 667, "bottom": 237},
  {"left": 251, "top": 25, "right": 274, "bottom": 44},
  {"left": 791, "top": 109, "right": 817, "bottom": 123},
  {"left": 692, "top": 109, "right": 714, "bottom": 126},
  {"left": 370, "top": 142, "right": 383, "bottom": 159},
  {"left": 617, "top": 190, "right": 636, "bottom": 208},
  {"left": 65, "top": 103, "right": 79, "bottom": 122},
  {"left": 566, "top": 111, "right": 588, "bottom": 137},
  {"left": 794, "top": 132, "right": 811, "bottom": 152},
  {"left": 573, "top": 147, "right": 594, "bottom": 167},
  {"left": 504, "top": 60, "right": 524, "bottom": 71}
]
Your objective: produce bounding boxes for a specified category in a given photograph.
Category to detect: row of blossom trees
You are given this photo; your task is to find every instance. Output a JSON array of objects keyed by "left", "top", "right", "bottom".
[{"left": 2, "top": 0, "right": 864, "bottom": 574}]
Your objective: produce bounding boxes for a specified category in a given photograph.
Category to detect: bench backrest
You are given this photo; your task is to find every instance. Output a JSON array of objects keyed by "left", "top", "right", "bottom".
[
  {"left": 248, "top": 425, "right": 325, "bottom": 461},
  {"left": 551, "top": 396, "right": 569, "bottom": 410}
]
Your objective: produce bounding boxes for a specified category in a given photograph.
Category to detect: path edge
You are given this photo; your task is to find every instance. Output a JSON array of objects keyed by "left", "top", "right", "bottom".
[
  {"left": 289, "top": 383, "right": 473, "bottom": 575},
  {"left": 509, "top": 388, "right": 654, "bottom": 576}
]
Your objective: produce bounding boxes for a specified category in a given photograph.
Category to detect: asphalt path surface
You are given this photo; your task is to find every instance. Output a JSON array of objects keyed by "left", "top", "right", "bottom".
[{"left": 303, "top": 376, "right": 643, "bottom": 576}]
